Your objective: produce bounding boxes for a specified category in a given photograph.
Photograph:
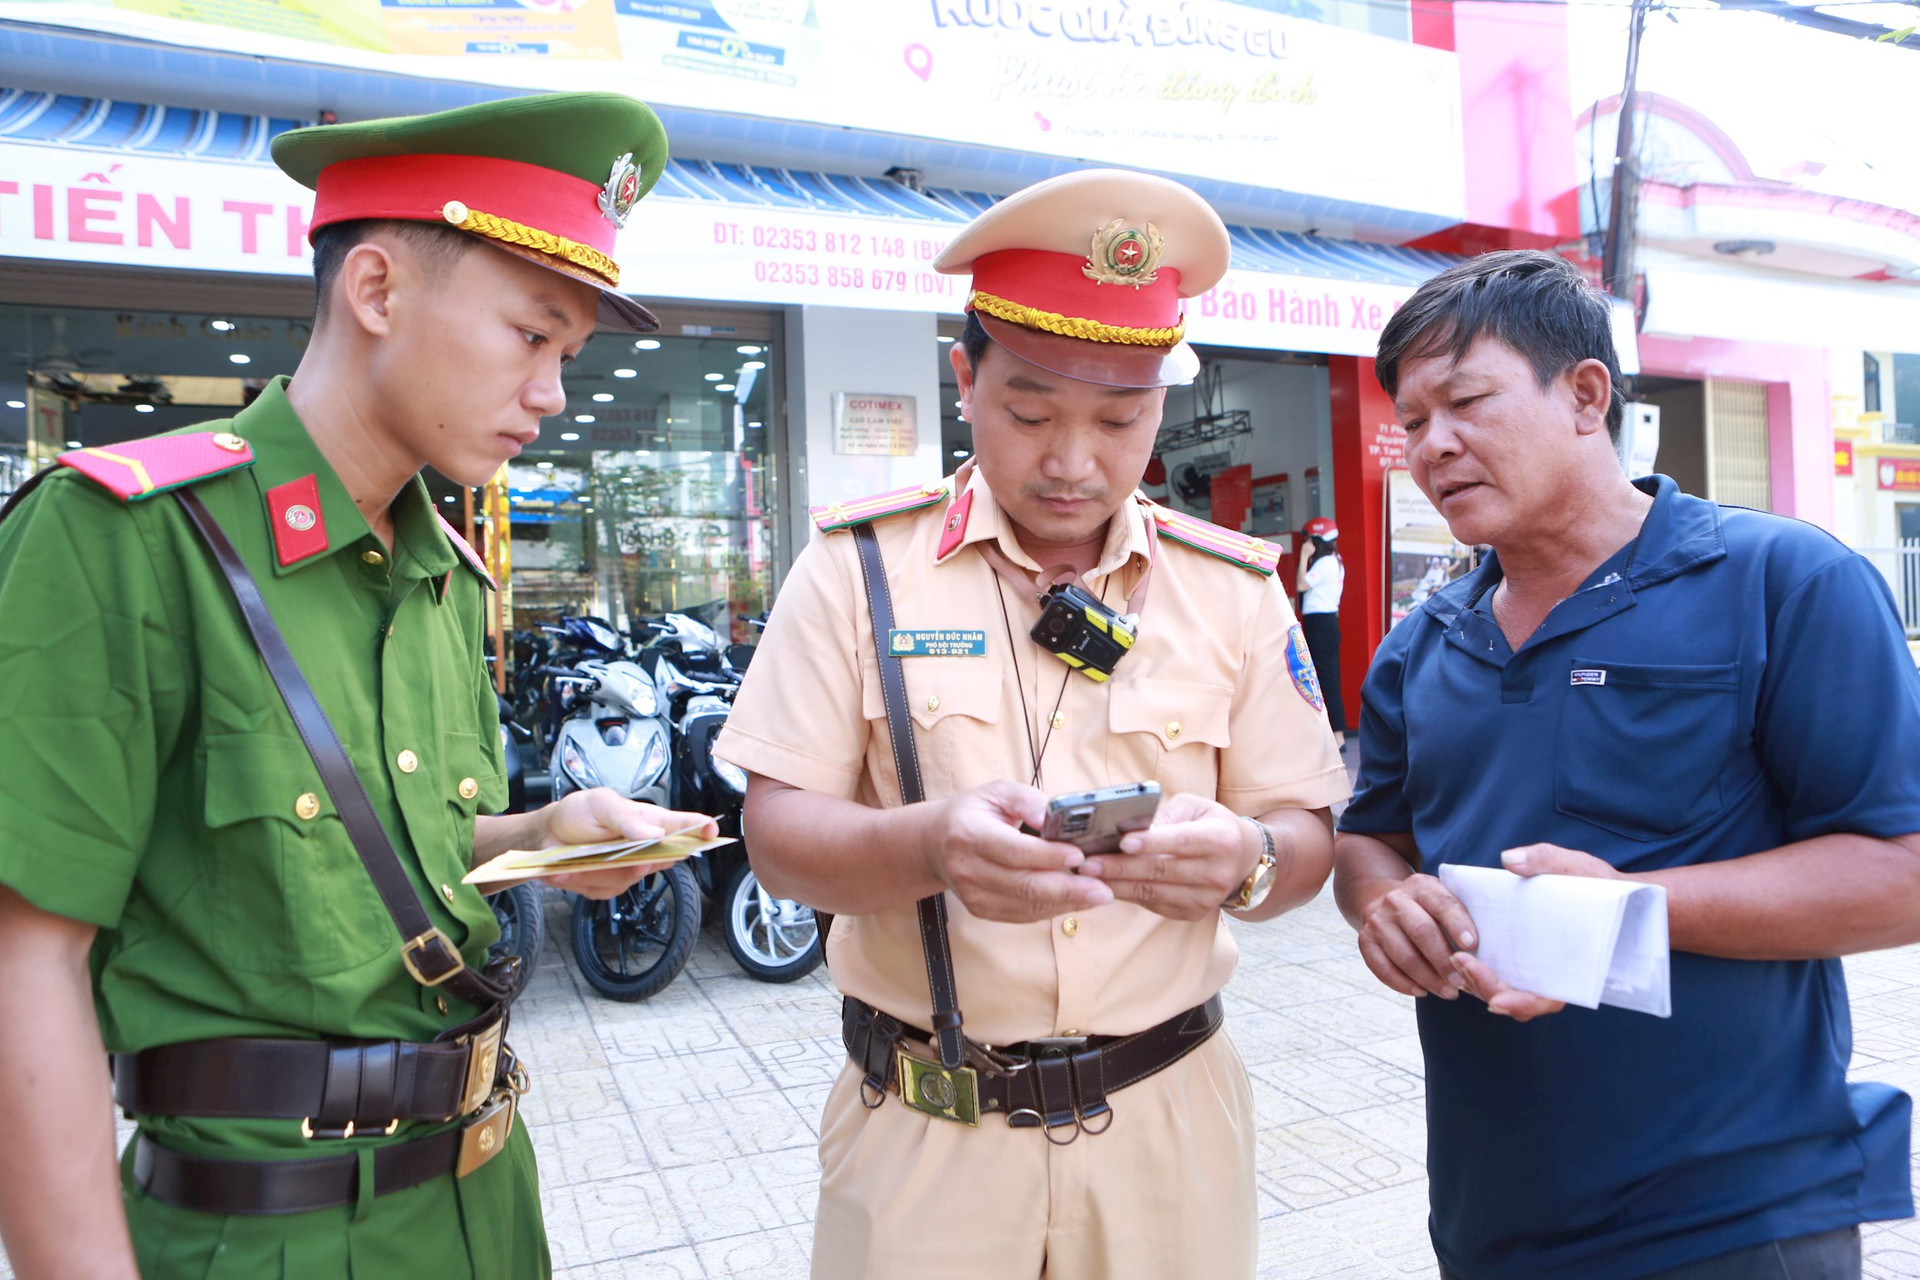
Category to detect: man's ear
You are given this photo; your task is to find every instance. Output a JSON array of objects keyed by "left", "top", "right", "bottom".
[
  {"left": 1568, "top": 358, "right": 1613, "bottom": 437},
  {"left": 334, "top": 241, "right": 400, "bottom": 339},
  {"left": 949, "top": 339, "right": 975, "bottom": 421}
]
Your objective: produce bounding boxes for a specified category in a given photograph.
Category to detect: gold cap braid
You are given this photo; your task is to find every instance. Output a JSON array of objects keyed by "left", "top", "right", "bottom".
[
  {"left": 442, "top": 201, "right": 620, "bottom": 288},
  {"left": 968, "top": 289, "right": 1184, "bottom": 346}
]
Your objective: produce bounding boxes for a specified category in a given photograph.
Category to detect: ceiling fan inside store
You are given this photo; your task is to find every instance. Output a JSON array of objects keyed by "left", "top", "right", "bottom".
[
  {"left": 11, "top": 315, "right": 112, "bottom": 385},
  {"left": 1172, "top": 453, "right": 1233, "bottom": 505}
]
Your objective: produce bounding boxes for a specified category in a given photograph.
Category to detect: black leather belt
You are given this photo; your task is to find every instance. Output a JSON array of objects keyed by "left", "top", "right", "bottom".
[
  {"left": 843, "top": 993, "right": 1224, "bottom": 1135},
  {"left": 132, "top": 1124, "right": 466, "bottom": 1217},
  {"left": 113, "top": 1033, "right": 495, "bottom": 1131}
]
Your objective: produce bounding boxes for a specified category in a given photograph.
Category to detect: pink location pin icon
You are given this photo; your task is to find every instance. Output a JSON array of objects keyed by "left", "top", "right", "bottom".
[{"left": 903, "top": 43, "right": 933, "bottom": 82}]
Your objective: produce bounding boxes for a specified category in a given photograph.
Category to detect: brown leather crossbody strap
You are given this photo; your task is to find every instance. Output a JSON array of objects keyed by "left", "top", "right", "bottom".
[
  {"left": 851, "top": 522, "right": 968, "bottom": 1072},
  {"left": 174, "top": 489, "right": 509, "bottom": 1012}
]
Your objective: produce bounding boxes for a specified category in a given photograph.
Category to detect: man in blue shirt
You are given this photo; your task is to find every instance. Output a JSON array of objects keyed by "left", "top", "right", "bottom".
[{"left": 1334, "top": 249, "right": 1920, "bottom": 1280}]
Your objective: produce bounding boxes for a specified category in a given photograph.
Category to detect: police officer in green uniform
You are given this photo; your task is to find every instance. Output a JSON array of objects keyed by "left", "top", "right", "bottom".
[{"left": 0, "top": 93, "right": 712, "bottom": 1279}]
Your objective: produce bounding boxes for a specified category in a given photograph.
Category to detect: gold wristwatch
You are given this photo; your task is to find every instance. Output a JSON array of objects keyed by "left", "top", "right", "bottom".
[{"left": 1224, "top": 818, "right": 1277, "bottom": 912}]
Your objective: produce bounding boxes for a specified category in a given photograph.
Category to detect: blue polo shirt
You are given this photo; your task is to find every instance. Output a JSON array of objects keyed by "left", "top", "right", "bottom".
[{"left": 1342, "top": 475, "right": 1920, "bottom": 1280}]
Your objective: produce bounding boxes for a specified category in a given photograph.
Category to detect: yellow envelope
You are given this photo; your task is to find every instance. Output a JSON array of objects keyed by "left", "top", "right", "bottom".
[{"left": 464, "top": 825, "right": 730, "bottom": 888}]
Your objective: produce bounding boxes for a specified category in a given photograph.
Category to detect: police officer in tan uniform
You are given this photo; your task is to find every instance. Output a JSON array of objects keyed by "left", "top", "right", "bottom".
[{"left": 714, "top": 170, "right": 1350, "bottom": 1279}]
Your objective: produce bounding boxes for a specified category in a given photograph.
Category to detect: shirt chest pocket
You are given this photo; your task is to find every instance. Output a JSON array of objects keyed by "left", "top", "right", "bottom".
[
  {"left": 862, "top": 659, "right": 1004, "bottom": 799},
  {"left": 1554, "top": 660, "right": 1743, "bottom": 842},
  {"left": 202, "top": 731, "right": 393, "bottom": 976},
  {"left": 1107, "top": 679, "right": 1233, "bottom": 798}
]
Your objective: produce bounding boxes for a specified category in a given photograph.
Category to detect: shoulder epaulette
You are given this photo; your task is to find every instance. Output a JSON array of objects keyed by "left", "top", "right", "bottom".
[
  {"left": 435, "top": 512, "right": 497, "bottom": 591},
  {"left": 57, "top": 431, "right": 254, "bottom": 502},
  {"left": 810, "top": 480, "right": 951, "bottom": 534},
  {"left": 1148, "top": 503, "right": 1282, "bottom": 576}
]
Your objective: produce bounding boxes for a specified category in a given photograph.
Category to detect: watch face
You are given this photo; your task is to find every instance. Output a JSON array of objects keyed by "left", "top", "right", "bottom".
[{"left": 1245, "top": 856, "right": 1277, "bottom": 909}]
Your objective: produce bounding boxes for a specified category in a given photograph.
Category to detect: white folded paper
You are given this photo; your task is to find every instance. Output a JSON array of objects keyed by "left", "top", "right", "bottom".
[{"left": 1437, "top": 864, "right": 1671, "bottom": 1017}]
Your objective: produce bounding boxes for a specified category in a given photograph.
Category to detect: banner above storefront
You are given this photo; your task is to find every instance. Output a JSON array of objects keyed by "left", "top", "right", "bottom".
[
  {"left": 0, "top": 139, "right": 1424, "bottom": 356},
  {"left": 1641, "top": 253, "right": 1920, "bottom": 354},
  {"left": 0, "top": 0, "right": 1466, "bottom": 221}
]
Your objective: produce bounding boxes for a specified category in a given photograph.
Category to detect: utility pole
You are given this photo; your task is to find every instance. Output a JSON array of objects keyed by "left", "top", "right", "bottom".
[{"left": 1603, "top": 0, "right": 1651, "bottom": 302}]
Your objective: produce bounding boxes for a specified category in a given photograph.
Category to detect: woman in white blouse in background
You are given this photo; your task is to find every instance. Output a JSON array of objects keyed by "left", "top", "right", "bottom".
[{"left": 1295, "top": 517, "right": 1346, "bottom": 748}]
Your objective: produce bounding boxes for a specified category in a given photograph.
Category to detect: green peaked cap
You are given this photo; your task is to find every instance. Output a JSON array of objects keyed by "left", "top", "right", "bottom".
[
  {"left": 272, "top": 91, "right": 667, "bottom": 197},
  {"left": 272, "top": 92, "right": 669, "bottom": 332}
]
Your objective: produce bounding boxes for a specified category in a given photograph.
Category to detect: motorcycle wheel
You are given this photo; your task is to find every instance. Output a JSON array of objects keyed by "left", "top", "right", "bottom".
[
  {"left": 569, "top": 861, "right": 700, "bottom": 1002},
  {"left": 486, "top": 881, "right": 544, "bottom": 997},
  {"left": 721, "top": 860, "right": 823, "bottom": 983}
]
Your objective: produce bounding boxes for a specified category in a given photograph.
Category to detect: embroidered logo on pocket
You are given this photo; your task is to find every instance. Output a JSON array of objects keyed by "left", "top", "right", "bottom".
[{"left": 1571, "top": 669, "right": 1607, "bottom": 686}]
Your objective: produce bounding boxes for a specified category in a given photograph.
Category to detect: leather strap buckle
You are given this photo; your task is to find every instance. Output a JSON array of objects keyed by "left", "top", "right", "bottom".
[
  {"left": 455, "top": 1090, "right": 515, "bottom": 1178},
  {"left": 897, "top": 1046, "right": 980, "bottom": 1127},
  {"left": 400, "top": 928, "right": 463, "bottom": 988}
]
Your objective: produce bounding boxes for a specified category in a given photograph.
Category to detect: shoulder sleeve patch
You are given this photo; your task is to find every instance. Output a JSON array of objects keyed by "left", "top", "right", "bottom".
[
  {"left": 57, "top": 431, "right": 253, "bottom": 502},
  {"left": 1286, "top": 622, "right": 1327, "bottom": 711},
  {"left": 810, "top": 480, "right": 951, "bottom": 534},
  {"left": 435, "top": 512, "right": 497, "bottom": 591},
  {"left": 1148, "top": 504, "right": 1281, "bottom": 576}
]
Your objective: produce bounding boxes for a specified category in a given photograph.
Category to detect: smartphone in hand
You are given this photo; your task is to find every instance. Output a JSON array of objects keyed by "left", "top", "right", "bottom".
[{"left": 1040, "top": 781, "right": 1162, "bottom": 854}]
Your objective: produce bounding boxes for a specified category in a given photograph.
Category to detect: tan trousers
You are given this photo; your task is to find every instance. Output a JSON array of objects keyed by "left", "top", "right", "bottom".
[{"left": 810, "top": 1029, "right": 1257, "bottom": 1280}]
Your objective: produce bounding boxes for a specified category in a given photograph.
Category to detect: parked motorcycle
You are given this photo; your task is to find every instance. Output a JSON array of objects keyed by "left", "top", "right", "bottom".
[
  {"left": 484, "top": 688, "right": 544, "bottom": 996},
  {"left": 646, "top": 631, "right": 823, "bottom": 985},
  {"left": 724, "top": 611, "right": 768, "bottom": 676},
  {"left": 486, "top": 880, "right": 545, "bottom": 997},
  {"left": 546, "top": 655, "right": 702, "bottom": 1002}
]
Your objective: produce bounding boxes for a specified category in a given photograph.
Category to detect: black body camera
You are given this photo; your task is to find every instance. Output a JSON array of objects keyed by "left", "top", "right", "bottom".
[{"left": 1031, "top": 583, "right": 1136, "bottom": 682}]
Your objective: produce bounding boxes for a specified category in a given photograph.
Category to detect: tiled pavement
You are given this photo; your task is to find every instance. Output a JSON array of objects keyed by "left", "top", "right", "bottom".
[
  {"left": 9, "top": 894, "right": 1920, "bottom": 1279},
  {"left": 504, "top": 896, "right": 1920, "bottom": 1280}
]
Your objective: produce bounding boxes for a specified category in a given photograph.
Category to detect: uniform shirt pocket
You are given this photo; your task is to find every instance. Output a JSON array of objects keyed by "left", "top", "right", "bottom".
[
  {"left": 859, "top": 658, "right": 1005, "bottom": 798},
  {"left": 202, "top": 731, "right": 392, "bottom": 975},
  {"left": 905, "top": 661, "right": 1004, "bottom": 795},
  {"left": 1108, "top": 679, "right": 1233, "bottom": 797},
  {"left": 1554, "top": 660, "right": 1741, "bottom": 841}
]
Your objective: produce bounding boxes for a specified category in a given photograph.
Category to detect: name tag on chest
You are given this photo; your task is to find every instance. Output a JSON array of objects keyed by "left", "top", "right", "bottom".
[{"left": 889, "top": 629, "right": 988, "bottom": 657}]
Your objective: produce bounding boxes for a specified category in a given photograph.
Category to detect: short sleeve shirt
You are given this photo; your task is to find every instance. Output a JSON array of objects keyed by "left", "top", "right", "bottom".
[
  {"left": 716, "top": 468, "right": 1350, "bottom": 1044},
  {"left": 1301, "top": 553, "right": 1343, "bottom": 615},
  {"left": 0, "top": 377, "right": 509, "bottom": 1148},
  {"left": 1340, "top": 475, "right": 1920, "bottom": 1280}
]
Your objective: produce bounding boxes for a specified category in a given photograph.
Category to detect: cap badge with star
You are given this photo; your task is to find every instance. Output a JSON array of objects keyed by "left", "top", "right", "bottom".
[
  {"left": 1084, "top": 219, "right": 1165, "bottom": 287},
  {"left": 934, "top": 168, "right": 1230, "bottom": 388},
  {"left": 600, "top": 151, "right": 642, "bottom": 228},
  {"left": 271, "top": 92, "right": 669, "bottom": 332}
]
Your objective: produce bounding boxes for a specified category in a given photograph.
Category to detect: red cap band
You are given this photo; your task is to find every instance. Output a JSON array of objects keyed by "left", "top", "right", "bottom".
[
  {"left": 311, "top": 154, "right": 616, "bottom": 256},
  {"left": 967, "top": 248, "right": 1183, "bottom": 332}
]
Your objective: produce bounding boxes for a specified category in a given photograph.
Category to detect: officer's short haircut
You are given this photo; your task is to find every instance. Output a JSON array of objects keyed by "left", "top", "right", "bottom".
[
  {"left": 311, "top": 219, "right": 474, "bottom": 320},
  {"left": 1374, "top": 249, "right": 1625, "bottom": 445},
  {"left": 957, "top": 310, "right": 993, "bottom": 375}
]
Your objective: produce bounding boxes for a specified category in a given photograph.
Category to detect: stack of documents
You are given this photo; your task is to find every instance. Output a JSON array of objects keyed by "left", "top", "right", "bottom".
[
  {"left": 1437, "top": 864, "right": 1671, "bottom": 1017},
  {"left": 464, "top": 826, "right": 728, "bottom": 888}
]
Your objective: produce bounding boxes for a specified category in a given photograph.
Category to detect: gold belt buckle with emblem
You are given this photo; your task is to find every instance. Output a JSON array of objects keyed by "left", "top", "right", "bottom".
[
  {"left": 455, "top": 1089, "right": 515, "bottom": 1178},
  {"left": 460, "top": 1020, "right": 505, "bottom": 1117},
  {"left": 896, "top": 1044, "right": 980, "bottom": 1127}
]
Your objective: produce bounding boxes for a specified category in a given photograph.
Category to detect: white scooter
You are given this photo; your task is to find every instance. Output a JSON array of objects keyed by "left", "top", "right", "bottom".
[{"left": 547, "top": 657, "right": 699, "bottom": 1001}]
